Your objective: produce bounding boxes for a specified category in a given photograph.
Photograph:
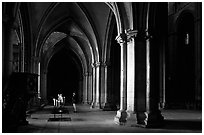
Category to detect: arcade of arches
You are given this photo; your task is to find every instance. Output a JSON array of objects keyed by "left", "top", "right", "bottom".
[{"left": 2, "top": 2, "right": 202, "bottom": 130}]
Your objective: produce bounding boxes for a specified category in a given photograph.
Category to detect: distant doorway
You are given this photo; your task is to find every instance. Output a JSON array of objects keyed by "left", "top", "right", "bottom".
[
  {"left": 174, "top": 13, "right": 195, "bottom": 107},
  {"left": 47, "top": 48, "right": 81, "bottom": 104}
]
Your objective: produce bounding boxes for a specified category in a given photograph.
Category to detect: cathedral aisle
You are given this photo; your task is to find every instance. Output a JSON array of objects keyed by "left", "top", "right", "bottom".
[{"left": 16, "top": 104, "right": 201, "bottom": 133}]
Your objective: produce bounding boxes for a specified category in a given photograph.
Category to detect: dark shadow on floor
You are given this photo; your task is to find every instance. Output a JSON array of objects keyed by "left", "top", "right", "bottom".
[
  {"left": 163, "top": 119, "right": 202, "bottom": 131},
  {"left": 17, "top": 124, "right": 45, "bottom": 133},
  {"left": 48, "top": 117, "right": 71, "bottom": 121},
  {"left": 72, "top": 118, "right": 86, "bottom": 121}
]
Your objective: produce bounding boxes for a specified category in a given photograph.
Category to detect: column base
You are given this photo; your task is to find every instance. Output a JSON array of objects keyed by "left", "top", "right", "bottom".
[
  {"left": 82, "top": 100, "right": 89, "bottom": 104},
  {"left": 136, "top": 110, "right": 164, "bottom": 128},
  {"left": 159, "top": 102, "right": 166, "bottom": 109},
  {"left": 90, "top": 102, "right": 101, "bottom": 109},
  {"left": 87, "top": 100, "right": 92, "bottom": 105},
  {"left": 114, "top": 110, "right": 128, "bottom": 125},
  {"left": 103, "top": 102, "right": 117, "bottom": 111},
  {"left": 125, "top": 111, "right": 137, "bottom": 126},
  {"left": 40, "top": 98, "right": 48, "bottom": 106}
]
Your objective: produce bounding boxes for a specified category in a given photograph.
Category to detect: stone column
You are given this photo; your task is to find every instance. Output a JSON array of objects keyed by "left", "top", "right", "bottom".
[
  {"left": 95, "top": 62, "right": 101, "bottom": 108},
  {"left": 159, "top": 39, "right": 166, "bottom": 109},
  {"left": 103, "top": 62, "right": 117, "bottom": 111},
  {"left": 2, "top": 15, "right": 14, "bottom": 91},
  {"left": 20, "top": 37, "right": 25, "bottom": 72},
  {"left": 91, "top": 62, "right": 101, "bottom": 109},
  {"left": 83, "top": 72, "right": 88, "bottom": 104},
  {"left": 90, "top": 63, "right": 96, "bottom": 108},
  {"left": 87, "top": 72, "right": 93, "bottom": 104},
  {"left": 135, "top": 30, "right": 164, "bottom": 128},
  {"left": 100, "top": 62, "right": 106, "bottom": 107},
  {"left": 86, "top": 72, "right": 89, "bottom": 103},
  {"left": 38, "top": 62, "right": 41, "bottom": 98},
  {"left": 114, "top": 32, "right": 128, "bottom": 125},
  {"left": 78, "top": 79, "right": 83, "bottom": 102},
  {"left": 40, "top": 70, "right": 48, "bottom": 104},
  {"left": 195, "top": 5, "right": 202, "bottom": 109},
  {"left": 125, "top": 29, "right": 137, "bottom": 124}
]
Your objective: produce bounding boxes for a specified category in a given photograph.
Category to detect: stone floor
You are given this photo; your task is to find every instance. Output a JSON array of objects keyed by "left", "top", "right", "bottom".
[{"left": 16, "top": 104, "right": 201, "bottom": 133}]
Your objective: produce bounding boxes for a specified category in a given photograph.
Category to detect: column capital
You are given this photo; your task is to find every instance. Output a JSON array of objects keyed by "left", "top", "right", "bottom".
[
  {"left": 91, "top": 62, "right": 101, "bottom": 68},
  {"left": 95, "top": 62, "right": 100, "bottom": 67},
  {"left": 90, "top": 63, "right": 94, "bottom": 68},
  {"left": 83, "top": 73, "right": 88, "bottom": 77},
  {"left": 101, "top": 61, "right": 111, "bottom": 67},
  {"left": 91, "top": 63, "right": 95, "bottom": 68},
  {"left": 83, "top": 72, "right": 91, "bottom": 77},
  {"left": 116, "top": 32, "right": 127, "bottom": 44},
  {"left": 144, "top": 30, "right": 153, "bottom": 40},
  {"left": 116, "top": 29, "right": 139, "bottom": 44},
  {"left": 125, "top": 29, "right": 138, "bottom": 42},
  {"left": 136, "top": 29, "right": 153, "bottom": 41}
]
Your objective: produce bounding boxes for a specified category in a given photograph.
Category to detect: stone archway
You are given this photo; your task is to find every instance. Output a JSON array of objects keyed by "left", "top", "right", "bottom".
[
  {"left": 40, "top": 36, "right": 89, "bottom": 104},
  {"left": 47, "top": 47, "right": 82, "bottom": 104}
]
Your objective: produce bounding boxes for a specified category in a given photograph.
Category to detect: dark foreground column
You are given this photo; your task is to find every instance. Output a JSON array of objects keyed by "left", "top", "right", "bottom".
[
  {"left": 103, "top": 62, "right": 117, "bottom": 111},
  {"left": 135, "top": 30, "right": 164, "bottom": 128}
]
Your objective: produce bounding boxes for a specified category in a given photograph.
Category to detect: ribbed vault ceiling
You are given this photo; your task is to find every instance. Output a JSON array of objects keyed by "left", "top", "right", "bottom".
[{"left": 27, "top": 2, "right": 111, "bottom": 64}]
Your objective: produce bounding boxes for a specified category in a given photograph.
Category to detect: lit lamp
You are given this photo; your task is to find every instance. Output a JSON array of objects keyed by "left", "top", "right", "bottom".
[
  {"left": 53, "top": 98, "right": 56, "bottom": 106},
  {"left": 185, "top": 33, "right": 189, "bottom": 45},
  {"left": 63, "top": 97, "right": 65, "bottom": 105}
]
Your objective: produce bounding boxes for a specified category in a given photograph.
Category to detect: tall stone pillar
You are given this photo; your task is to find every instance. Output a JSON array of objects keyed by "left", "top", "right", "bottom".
[
  {"left": 78, "top": 79, "right": 83, "bottom": 102},
  {"left": 91, "top": 62, "right": 101, "bottom": 109},
  {"left": 135, "top": 30, "right": 164, "bottom": 128},
  {"left": 95, "top": 62, "right": 101, "bottom": 108},
  {"left": 100, "top": 62, "right": 106, "bottom": 107},
  {"left": 20, "top": 37, "right": 25, "bottom": 72},
  {"left": 125, "top": 29, "right": 137, "bottom": 124},
  {"left": 87, "top": 72, "right": 92, "bottom": 104},
  {"left": 114, "top": 32, "right": 128, "bottom": 124},
  {"left": 159, "top": 39, "right": 166, "bottom": 109},
  {"left": 90, "top": 64, "right": 96, "bottom": 108},
  {"left": 40, "top": 70, "right": 47, "bottom": 104},
  {"left": 38, "top": 63, "right": 41, "bottom": 98},
  {"left": 2, "top": 15, "right": 14, "bottom": 91},
  {"left": 103, "top": 62, "right": 117, "bottom": 111},
  {"left": 83, "top": 72, "right": 88, "bottom": 104}
]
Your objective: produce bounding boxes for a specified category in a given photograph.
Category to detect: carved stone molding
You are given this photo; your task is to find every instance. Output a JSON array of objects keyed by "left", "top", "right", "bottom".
[
  {"left": 101, "top": 61, "right": 110, "bottom": 68},
  {"left": 116, "top": 29, "right": 153, "bottom": 43},
  {"left": 116, "top": 29, "right": 139, "bottom": 44},
  {"left": 115, "top": 32, "right": 127, "bottom": 44},
  {"left": 83, "top": 72, "right": 88, "bottom": 77},
  {"left": 135, "top": 29, "right": 153, "bottom": 41},
  {"left": 95, "top": 62, "right": 101, "bottom": 67},
  {"left": 91, "top": 62, "right": 101, "bottom": 68},
  {"left": 125, "top": 29, "right": 138, "bottom": 42},
  {"left": 144, "top": 30, "right": 153, "bottom": 40},
  {"left": 83, "top": 72, "right": 91, "bottom": 77},
  {"left": 91, "top": 63, "right": 95, "bottom": 68}
]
